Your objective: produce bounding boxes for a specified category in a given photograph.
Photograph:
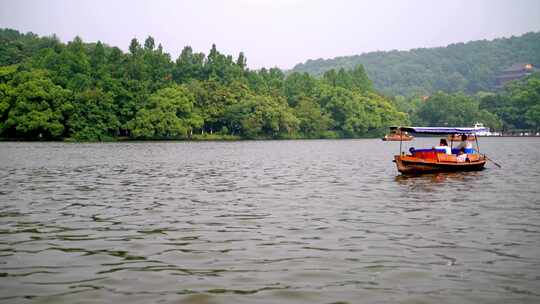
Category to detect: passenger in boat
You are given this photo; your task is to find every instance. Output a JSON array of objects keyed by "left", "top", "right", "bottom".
[
  {"left": 457, "top": 147, "right": 468, "bottom": 162},
  {"left": 456, "top": 134, "right": 473, "bottom": 151},
  {"left": 434, "top": 139, "right": 451, "bottom": 155}
]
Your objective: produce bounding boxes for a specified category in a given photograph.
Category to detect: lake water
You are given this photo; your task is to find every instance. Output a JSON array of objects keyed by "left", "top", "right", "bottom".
[{"left": 1, "top": 138, "right": 539, "bottom": 304}]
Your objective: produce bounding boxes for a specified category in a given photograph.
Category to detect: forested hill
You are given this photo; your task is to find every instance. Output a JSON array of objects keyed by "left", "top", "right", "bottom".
[{"left": 291, "top": 32, "right": 540, "bottom": 96}]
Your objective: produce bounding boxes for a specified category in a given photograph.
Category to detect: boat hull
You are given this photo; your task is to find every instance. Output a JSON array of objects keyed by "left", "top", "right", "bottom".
[{"left": 394, "top": 155, "right": 486, "bottom": 174}]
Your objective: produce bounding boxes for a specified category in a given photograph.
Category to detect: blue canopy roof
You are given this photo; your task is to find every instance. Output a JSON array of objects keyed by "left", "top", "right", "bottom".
[{"left": 390, "top": 126, "right": 487, "bottom": 135}]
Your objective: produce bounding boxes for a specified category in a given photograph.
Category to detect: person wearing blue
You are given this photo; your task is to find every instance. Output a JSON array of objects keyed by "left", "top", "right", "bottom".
[{"left": 456, "top": 134, "right": 473, "bottom": 153}]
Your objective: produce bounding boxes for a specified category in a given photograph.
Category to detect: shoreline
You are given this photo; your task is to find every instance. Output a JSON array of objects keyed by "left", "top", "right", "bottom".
[{"left": 1, "top": 135, "right": 539, "bottom": 143}]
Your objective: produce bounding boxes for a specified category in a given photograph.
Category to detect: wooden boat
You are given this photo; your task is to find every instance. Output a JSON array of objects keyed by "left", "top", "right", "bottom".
[
  {"left": 382, "top": 131, "right": 414, "bottom": 141},
  {"left": 394, "top": 149, "right": 486, "bottom": 174},
  {"left": 390, "top": 126, "right": 488, "bottom": 174}
]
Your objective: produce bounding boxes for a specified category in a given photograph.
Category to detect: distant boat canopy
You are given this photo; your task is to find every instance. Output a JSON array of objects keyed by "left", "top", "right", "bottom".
[{"left": 390, "top": 126, "right": 488, "bottom": 135}]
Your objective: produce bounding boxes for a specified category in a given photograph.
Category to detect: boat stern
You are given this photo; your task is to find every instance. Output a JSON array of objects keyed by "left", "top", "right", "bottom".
[{"left": 393, "top": 155, "right": 407, "bottom": 173}]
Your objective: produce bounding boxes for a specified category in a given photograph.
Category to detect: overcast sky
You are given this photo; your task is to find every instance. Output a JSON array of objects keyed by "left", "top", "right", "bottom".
[{"left": 1, "top": 0, "right": 539, "bottom": 69}]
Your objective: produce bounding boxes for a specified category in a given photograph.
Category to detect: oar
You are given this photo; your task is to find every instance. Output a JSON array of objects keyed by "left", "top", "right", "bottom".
[{"left": 485, "top": 156, "right": 502, "bottom": 168}]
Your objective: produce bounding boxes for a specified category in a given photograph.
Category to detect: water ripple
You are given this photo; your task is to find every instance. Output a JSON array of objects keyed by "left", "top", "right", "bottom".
[{"left": 0, "top": 139, "right": 539, "bottom": 303}]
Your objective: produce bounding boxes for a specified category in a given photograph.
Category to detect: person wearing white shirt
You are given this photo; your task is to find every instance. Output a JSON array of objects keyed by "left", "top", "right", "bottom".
[{"left": 434, "top": 139, "right": 451, "bottom": 155}]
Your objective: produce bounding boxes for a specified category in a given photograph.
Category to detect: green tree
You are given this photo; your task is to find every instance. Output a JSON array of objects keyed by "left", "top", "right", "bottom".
[
  {"left": 68, "top": 88, "right": 119, "bottom": 140},
  {"left": 129, "top": 38, "right": 141, "bottom": 55},
  {"left": 174, "top": 46, "right": 205, "bottom": 83},
  {"left": 283, "top": 72, "right": 317, "bottom": 107},
  {"left": 0, "top": 81, "right": 13, "bottom": 134},
  {"left": 188, "top": 80, "right": 250, "bottom": 134},
  {"left": 315, "top": 85, "right": 406, "bottom": 137},
  {"left": 417, "top": 92, "right": 502, "bottom": 130},
  {"left": 525, "top": 104, "right": 540, "bottom": 131},
  {"left": 294, "top": 96, "right": 333, "bottom": 137},
  {"left": 5, "top": 70, "right": 72, "bottom": 138},
  {"left": 350, "top": 65, "right": 373, "bottom": 92},
  {"left": 126, "top": 85, "right": 202, "bottom": 138},
  {"left": 144, "top": 36, "right": 155, "bottom": 51},
  {"left": 236, "top": 52, "right": 246, "bottom": 69},
  {"left": 91, "top": 41, "right": 106, "bottom": 68},
  {"left": 222, "top": 95, "right": 299, "bottom": 138}
]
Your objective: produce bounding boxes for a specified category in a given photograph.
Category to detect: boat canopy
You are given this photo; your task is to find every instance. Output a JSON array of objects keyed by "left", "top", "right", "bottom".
[{"left": 390, "top": 126, "right": 488, "bottom": 135}]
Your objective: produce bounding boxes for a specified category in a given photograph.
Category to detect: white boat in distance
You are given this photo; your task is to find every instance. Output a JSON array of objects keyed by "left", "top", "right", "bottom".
[{"left": 472, "top": 122, "right": 500, "bottom": 136}]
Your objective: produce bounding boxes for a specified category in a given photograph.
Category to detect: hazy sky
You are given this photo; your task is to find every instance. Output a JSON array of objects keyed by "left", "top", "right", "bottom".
[{"left": 1, "top": 0, "right": 539, "bottom": 69}]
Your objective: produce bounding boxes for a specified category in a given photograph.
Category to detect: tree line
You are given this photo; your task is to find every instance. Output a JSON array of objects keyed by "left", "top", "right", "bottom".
[
  {"left": 0, "top": 28, "right": 407, "bottom": 141},
  {"left": 389, "top": 73, "right": 540, "bottom": 132}
]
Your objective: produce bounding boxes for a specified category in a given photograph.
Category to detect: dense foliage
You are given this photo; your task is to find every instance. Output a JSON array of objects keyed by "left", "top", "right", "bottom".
[
  {"left": 1, "top": 28, "right": 538, "bottom": 141},
  {"left": 479, "top": 75, "right": 540, "bottom": 132},
  {"left": 394, "top": 92, "right": 502, "bottom": 130},
  {"left": 292, "top": 32, "right": 540, "bottom": 97},
  {"left": 388, "top": 73, "right": 540, "bottom": 132},
  {"left": 0, "top": 28, "right": 408, "bottom": 140}
]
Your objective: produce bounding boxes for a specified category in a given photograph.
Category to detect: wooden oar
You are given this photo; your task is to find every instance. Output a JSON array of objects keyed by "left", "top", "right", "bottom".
[{"left": 485, "top": 156, "right": 502, "bottom": 168}]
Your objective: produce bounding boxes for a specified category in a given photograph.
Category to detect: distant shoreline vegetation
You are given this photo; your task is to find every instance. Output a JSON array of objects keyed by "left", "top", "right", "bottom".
[{"left": 0, "top": 28, "right": 538, "bottom": 142}]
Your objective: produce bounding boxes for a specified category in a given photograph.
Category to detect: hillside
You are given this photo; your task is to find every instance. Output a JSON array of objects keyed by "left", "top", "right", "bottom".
[
  {"left": 291, "top": 32, "right": 540, "bottom": 96},
  {"left": 1, "top": 27, "right": 538, "bottom": 140}
]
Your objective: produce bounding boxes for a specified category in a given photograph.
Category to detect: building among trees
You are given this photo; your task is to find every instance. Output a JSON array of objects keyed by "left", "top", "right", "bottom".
[{"left": 495, "top": 63, "right": 535, "bottom": 88}]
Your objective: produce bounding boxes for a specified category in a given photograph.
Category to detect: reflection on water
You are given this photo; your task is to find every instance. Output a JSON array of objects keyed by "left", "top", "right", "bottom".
[
  {"left": 395, "top": 171, "right": 483, "bottom": 187},
  {"left": 0, "top": 138, "right": 539, "bottom": 303}
]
